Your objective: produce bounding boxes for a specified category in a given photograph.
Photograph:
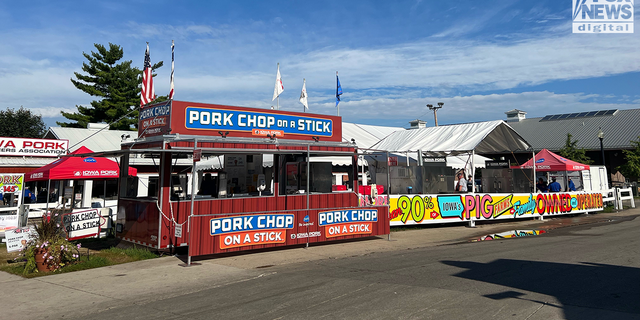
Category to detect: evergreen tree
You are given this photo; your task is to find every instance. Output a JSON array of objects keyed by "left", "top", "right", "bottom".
[
  {"left": 59, "top": 43, "right": 163, "bottom": 130},
  {"left": 0, "top": 107, "right": 47, "bottom": 138},
  {"left": 618, "top": 137, "right": 640, "bottom": 182},
  {"left": 558, "top": 133, "right": 593, "bottom": 164}
]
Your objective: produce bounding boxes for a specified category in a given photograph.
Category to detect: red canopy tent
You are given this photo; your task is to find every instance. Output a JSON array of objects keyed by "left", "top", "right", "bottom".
[
  {"left": 26, "top": 146, "right": 137, "bottom": 182},
  {"left": 516, "top": 149, "right": 590, "bottom": 172}
]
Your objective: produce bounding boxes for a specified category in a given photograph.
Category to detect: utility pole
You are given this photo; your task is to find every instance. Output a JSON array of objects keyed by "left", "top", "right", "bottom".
[{"left": 427, "top": 102, "right": 444, "bottom": 127}]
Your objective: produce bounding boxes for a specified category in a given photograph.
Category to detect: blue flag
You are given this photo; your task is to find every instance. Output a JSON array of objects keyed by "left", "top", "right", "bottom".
[{"left": 336, "top": 73, "right": 343, "bottom": 107}]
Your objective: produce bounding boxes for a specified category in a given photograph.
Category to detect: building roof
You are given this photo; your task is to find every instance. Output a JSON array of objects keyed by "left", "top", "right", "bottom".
[
  {"left": 44, "top": 126, "right": 137, "bottom": 153},
  {"left": 506, "top": 108, "right": 640, "bottom": 151},
  {"left": 371, "top": 120, "right": 532, "bottom": 156}
]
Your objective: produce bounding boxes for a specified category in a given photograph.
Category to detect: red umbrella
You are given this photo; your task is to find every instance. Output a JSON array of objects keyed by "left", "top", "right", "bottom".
[
  {"left": 25, "top": 146, "right": 137, "bottom": 182},
  {"left": 516, "top": 149, "right": 590, "bottom": 172}
]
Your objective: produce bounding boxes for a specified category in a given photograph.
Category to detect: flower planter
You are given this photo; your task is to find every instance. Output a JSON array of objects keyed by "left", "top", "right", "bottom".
[{"left": 34, "top": 249, "right": 56, "bottom": 272}]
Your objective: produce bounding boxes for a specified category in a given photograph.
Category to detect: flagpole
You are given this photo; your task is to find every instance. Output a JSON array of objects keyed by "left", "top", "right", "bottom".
[
  {"left": 303, "top": 78, "right": 306, "bottom": 113},
  {"left": 336, "top": 71, "right": 340, "bottom": 117},
  {"left": 277, "top": 96, "right": 279, "bottom": 110}
]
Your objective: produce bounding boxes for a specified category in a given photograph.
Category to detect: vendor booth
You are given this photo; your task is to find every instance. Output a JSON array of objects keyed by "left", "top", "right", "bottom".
[
  {"left": 364, "top": 121, "right": 604, "bottom": 226},
  {"left": 515, "top": 148, "right": 591, "bottom": 192},
  {"left": 25, "top": 146, "right": 137, "bottom": 214},
  {"left": 85, "top": 100, "right": 389, "bottom": 263}
]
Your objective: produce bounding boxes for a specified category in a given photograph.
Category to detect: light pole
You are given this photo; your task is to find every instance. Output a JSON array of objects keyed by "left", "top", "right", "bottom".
[
  {"left": 598, "top": 127, "right": 605, "bottom": 168},
  {"left": 598, "top": 127, "right": 607, "bottom": 187},
  {"left": 427, "top": 102, "right": 444, "bottom": 127}
]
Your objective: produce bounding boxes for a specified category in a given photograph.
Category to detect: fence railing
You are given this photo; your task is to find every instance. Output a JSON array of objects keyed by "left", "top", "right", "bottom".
[
  {"left": 616, "top": 187, "right": 636, "bottom": 209},
  {"left": 602, "top": 187, "right": 636, "bottom": 210}
]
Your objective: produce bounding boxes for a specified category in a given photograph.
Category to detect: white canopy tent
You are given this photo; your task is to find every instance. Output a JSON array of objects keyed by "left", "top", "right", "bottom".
[
  {"left": 371, "top": 120, "right": 531, "bottom": 157},
  {"left": 367, "top": 120, "right": 533, "bottom": 191}
]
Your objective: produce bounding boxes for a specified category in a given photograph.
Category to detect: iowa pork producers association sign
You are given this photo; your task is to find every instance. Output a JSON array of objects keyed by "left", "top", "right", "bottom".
[{"left": 62, "top": 209, "right": 106, "bottom": 240}]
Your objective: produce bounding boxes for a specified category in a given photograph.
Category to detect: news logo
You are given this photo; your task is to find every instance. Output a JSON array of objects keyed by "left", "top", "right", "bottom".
[{"left": 572, "top": 0, "right": 634, "bottom": 33}]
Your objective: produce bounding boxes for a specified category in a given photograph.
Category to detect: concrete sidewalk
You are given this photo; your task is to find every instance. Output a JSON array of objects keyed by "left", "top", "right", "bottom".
[{"left": 1, "top": 207, "right": 638, "bottom": 320}]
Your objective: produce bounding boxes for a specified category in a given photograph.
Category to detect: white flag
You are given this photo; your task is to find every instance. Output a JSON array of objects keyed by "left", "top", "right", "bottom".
[
  {"left": 299, "top": 79, "right": 308, "bottom": 110},
  {"left": 272, "top": 63, "right": 284, "bottom": 101}
]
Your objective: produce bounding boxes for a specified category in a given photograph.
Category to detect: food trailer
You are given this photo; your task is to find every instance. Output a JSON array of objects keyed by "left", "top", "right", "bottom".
[{"left": 98, "top": 100, "right": 388, "bottom": 262}]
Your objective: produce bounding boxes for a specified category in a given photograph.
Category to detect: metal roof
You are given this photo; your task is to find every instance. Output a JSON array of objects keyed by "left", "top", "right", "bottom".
[
  {"left": 506, "top": 108, "right": 640, "bottom": 151},
  {"left": 44, "top": 127, "right": 137, "bottom": 153}
]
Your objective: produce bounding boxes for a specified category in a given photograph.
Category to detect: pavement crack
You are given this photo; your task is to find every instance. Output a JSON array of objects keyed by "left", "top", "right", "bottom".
[
  {"left": 34, "top": 278, "right": 127, "bottom": 302},
  {"left": 523, "top": 302, "right": 547, "bottom": 320}
]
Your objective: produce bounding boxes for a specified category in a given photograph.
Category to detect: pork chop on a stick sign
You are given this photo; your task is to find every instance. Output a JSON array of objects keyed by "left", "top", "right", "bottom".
[
  {"left": 62, "top": 209, "right": 106, "bottom": 240},
  {"left": 156, "top": 101, "right": 343, "bottom": 142}
]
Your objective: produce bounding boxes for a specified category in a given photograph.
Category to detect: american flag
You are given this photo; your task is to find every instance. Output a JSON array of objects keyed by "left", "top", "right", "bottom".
[
  {"left": 141, "top": 43, "right": 155, "bottom": 106},
  {"left": 169, "top": 40, "right": 174, "bottom": 100}
]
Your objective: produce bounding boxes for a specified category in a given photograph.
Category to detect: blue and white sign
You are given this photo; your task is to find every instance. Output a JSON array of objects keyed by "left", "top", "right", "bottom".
[
  {"left": 318, "top": 210, "right": 378, "bottom": 226},
  {"left": 210, "top": 214, "right": 295, "bottom": 235},
  {"left": 572, "top": 0, "right": 634, "bottom": 33},
  {"left": 186, "top": 107, "right": 333, "bottom": 137}
]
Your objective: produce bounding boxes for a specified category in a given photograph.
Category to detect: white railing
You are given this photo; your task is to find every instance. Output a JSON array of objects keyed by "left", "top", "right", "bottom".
[
  {"left": 601, "top": 188, "right": 617, "bottom": 209},
  {"left": 616, "top": 187, "right": 636, "bottom": 209}
]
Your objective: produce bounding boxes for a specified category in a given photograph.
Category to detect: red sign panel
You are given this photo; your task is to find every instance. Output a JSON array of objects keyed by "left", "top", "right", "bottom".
[{"left": 164, "top": 101, "right": 343, "bottom": 142}]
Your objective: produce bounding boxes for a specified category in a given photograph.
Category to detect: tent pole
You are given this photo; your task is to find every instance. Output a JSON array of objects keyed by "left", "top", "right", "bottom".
[
  {"left": 103, "top": 180, "right": 107, "bottom": 208},
  {"left": 532, "top": 150, "right": 536, "bottom": 193},
  {"left": 386, "top": 151, "right": 391, "bottom": 241},
  {"left": 471, "top": 150, "right": 475, "bottom": 193},
  {"left": 46, "top": 179, "right": 50, "bottom": 213}
]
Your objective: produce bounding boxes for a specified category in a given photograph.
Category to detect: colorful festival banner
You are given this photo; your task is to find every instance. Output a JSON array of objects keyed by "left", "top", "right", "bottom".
[{"left": 389, "top": 192, "right": 604, "bottom": 226}]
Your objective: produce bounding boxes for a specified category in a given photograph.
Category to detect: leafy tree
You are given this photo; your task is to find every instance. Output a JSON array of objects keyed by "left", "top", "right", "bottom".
[
  {"left": 558, "top": 133, "right": 593, "bottom": 164},
  {"left": 618, "top": 136, "right": 640, "bottom": 181},
  {"left": 58, "top": 43, "right": 163, "bottom": 130},
  {"left": 0, "top": 106, "right": 47, "bottom": 138}
]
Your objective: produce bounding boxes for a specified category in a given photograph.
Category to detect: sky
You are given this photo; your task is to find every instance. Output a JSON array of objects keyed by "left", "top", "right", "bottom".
[{"left": 1, "top": 0, "right": 639, "bottom": 129}]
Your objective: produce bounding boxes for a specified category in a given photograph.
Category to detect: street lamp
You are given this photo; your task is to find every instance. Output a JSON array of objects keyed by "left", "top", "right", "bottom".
[
  {"left": 427, "top": 102, "right": 444, "bottom": 127},
  {"left": 597, "top": 127, "right": 605, "bottom": 168}
]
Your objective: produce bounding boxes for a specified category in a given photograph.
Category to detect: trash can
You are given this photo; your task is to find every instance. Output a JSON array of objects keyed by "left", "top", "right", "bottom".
[{"left": 407, "top": 186, "right": 413, "bottom": 194}]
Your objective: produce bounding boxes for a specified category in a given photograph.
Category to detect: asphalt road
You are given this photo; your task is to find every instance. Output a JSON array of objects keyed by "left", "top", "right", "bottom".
[{"left": 66, "top": 214, "right": 640, "bottom": 320}]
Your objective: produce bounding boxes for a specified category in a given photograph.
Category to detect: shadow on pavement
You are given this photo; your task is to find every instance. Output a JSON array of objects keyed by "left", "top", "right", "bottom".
[{"left": 442, "top": 259, "right": 640, "bottom": 319}]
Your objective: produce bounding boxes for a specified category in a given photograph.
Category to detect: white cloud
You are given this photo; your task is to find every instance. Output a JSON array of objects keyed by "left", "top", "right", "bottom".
[{"left": 2, "top": 16, "right": 639, "bottom": 128}]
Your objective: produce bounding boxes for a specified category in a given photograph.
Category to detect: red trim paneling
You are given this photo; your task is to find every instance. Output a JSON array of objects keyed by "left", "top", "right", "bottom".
[
  {"left": 187, "top": 205, "right": 389, "bottom": 256},
  {"left": 0, "top": 167, "right": 37, "bottom": 173}
]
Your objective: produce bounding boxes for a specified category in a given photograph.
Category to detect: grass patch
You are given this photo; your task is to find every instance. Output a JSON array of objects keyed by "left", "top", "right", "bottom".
[{"left": 0, "top": 240, "right": 159, "bottom": 278}]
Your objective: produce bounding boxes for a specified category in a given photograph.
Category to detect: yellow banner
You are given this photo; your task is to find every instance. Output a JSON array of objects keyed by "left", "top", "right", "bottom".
[{"left": 389, "top": 192, "right": 604, "bottom": 226}]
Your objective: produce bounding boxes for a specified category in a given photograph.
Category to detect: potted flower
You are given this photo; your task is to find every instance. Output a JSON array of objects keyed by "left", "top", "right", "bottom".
[{"left": 16, "top": 209, "right": 81, "bottom": 274}]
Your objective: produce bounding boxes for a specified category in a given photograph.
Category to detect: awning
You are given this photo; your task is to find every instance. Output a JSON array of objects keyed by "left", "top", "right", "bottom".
[
  {"left": 25, "top": 146, "right": 137, "bottom": 182},
  {"left": 370, "top": 120, "right": 532, "bottom": 157},
  {"left": 516, "top": 149, "right": 590, "bottom": 171}
]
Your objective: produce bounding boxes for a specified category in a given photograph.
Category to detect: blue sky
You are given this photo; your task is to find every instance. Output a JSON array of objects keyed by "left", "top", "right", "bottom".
[{"left": 1, "top": 0, "right": 639, "bottom": 129}]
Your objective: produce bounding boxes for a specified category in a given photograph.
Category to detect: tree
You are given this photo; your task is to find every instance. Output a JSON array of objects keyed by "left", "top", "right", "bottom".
[
  {"left": 59, "top": 43, "right": 163, "bottom": 130},
  {"left": 0, "top": 107, "right": 47, "bottom": 138},
  {"left": 618, "top": 137, "right": 640, "bottom": 181},
  {"left": 558, "top": 133, "right": 593, "bottom": 164}
]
